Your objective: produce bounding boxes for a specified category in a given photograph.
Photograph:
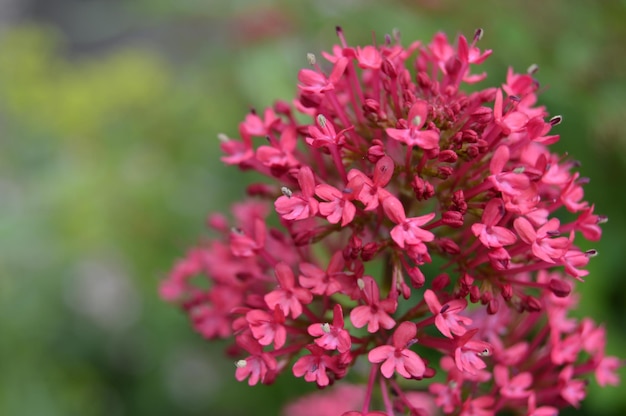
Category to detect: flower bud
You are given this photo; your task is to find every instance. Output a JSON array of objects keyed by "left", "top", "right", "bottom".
[
  {"left": 442, "top": 210, "right": 464, "bottom": 228},
  {"left": 549, "top": 278, "right": 571, "bottom": 298}
]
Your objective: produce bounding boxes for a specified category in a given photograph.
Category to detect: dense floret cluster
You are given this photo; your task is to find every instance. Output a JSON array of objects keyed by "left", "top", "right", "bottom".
[{"left": 161, "top": 28, "right": 620, "bottom": 415}]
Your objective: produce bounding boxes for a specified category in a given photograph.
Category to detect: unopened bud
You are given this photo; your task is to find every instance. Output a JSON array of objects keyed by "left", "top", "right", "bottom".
[
  {"left": 549, "top": 278, "right": 571, "bottom": 298},
  {"left": 381, "top": 59, "right": 397, "bottom": 78},
  {"left": 432, "top": 273, "right": 450, "bottom": 290},
  {"left": 439, "top": 238, "right": 460, "bottom": 255},
  {"left": 407, "top": 266, "right": 425, "bottom": 288},
  {"left": 524, "top": 296, "right": 542, "bottom": 312},
  {"left": 438, "top": 149, "right": 458, "bottom": 163},
  {"left": 442, "top": 210, "right": 464, "bottom": 228},
  {"left": 488, "top": 299, "right": 499, "bottom": 314},
  {"left": 437, "top": 166, "right": 454, "bottom": 179},
  {"left": 501, "top": 283, "right": 513, "bottom": 301},
  {"left": 470, "top": 286, "right": 481, "bottom": 303},
  {"left": 361, "top": 242, "right": 379, "bottom": 261}
]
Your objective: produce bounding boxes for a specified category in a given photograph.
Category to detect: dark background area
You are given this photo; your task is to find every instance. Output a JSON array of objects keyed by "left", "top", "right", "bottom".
[{"left": 0, "top": 0, "right": 624, "bottom": 415}]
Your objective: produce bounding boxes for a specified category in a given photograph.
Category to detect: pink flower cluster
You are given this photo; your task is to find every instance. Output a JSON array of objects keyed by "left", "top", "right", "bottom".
[{"left": 161, "top": 28, "right": 621, "bottom": 415}]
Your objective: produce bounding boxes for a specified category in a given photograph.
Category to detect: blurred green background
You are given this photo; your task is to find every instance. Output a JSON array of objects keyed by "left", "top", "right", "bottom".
[{"left": 0, "top": 1, "right": 624, "bottom": 415}]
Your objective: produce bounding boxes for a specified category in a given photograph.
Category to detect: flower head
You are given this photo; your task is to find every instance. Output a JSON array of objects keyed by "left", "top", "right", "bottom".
[{"left": 162, "top": 27, "right": 620, "bottom": 415}]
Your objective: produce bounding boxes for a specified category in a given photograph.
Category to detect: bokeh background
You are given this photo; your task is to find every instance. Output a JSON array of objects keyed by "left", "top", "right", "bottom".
[{"left": 1, "top": 0, "right": 625, "bottom": 415}]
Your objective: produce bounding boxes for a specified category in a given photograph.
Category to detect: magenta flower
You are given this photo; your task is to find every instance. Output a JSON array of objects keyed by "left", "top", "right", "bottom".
[
  {"left": 383, "top": 196, "right": 435, "bottom": 248},
  {"left": 162, "top": 27, "right": 621, "bottom": 415},
  {"left": 349, "top": 276, "right": 396, "bottom": 333},
  {"left": 386, "top": 100, "right": 440, "bottom": 150},
  {"left": 264, "top": 262, "right": 313, "bottom": 319},
  {"left": 308, "top": 304, "right": 352, "bottom": 353},
  {"left": 292, "top": 345, "right": 339, "bottom": 387},
  {"left": 368, "top": 321, "right": 426, "bottom": 379},
  {"left": 471, "top": 198, "right": 517, "bottom": 249},
  {"left": 424, "top": 289, "right": 472, "bottom": 338}
]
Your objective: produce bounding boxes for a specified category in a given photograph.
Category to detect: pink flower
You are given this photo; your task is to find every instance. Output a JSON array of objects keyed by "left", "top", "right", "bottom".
[
  {"left": 292, "top": 345, "right": 337, "bottom": 387},
  {"left": 315, "top": 183, "right": 356, "bottom": 226},
  {"left": 454, "top": 333, "right": 492, "bottom": 375},
  {"left": 558, "top": 366, "right": 586, "bottom": 408},
  {"left": 471, "top": 199, "right": 517, "bottom": 249},
  {"left": 229, "top": 217, "right": 266, "bottom": 257},
  {"left": 298, "top": 57, "right": 348, "bottom": 94},
  {"left": 514, "top": 217, "right": 570, "bottom": 263},
  {"left": 493, "top": 88, "right": 528, "bottom": 135},
  {"left": 386, "top": 100, "right": 440, "bottom": 150},
  {"left": 274, "top": 166, "right": 319, "bottom": 221},
  {"left": 460, "top": 396, "right": 495, "bottom": 416},
  {"left": 494, "top": 365, "right": 533, "bottom": 399},
  {"left": 595, "top": 355, "right": 621, "bottom": 387},
  {"left": 368, "top": 322, "right": 426, "bottom": 379},
  {"left": 306, "top": 114, "right": 353, "bottom": 149},
  {"left": 527, "top": 394, "right": 558, "bottom": 416},
  {"left": 246, "top": 306, "right": 287, "bottom": 349},
  {"left": 308, "top": 304, "right": 352, "bottom": 353},
  {"left": 239, "top": 107, "right": 280, "bottom": 138},
  {"left": 264, "top": 262, "right": 313, "bottom": 319},
  {"left": 424, "top": 289, "right": 472, "bottom": 338},
  {"left": 383, "top": 196, "right": 435, "bottom": 248},
  {"left": 165, "top": 28, "right": 616, "bottom": 415},
  {"left": 347, "top": 155, "right": 394, "bottom": 211},
  {"left": 234, "top": 333, "right": 277, "bottom": 386},
  {"left": 350, "top": 276, "right": 396, "bottom": 333},
  {"left": 283, "top": 384, "right": 366, "bottom": 416},
  {"left": 256, "top": 125, "right": 299, "bottom": 170},
  {"left": 299, "top": 251, "right": 345, "bottom": 296}
]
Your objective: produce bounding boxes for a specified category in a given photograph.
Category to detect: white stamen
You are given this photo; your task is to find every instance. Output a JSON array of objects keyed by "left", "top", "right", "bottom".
[
  {"left": 281, "top": 187, "right": 293, "bottom": 198},
  {"left": 317, "top": 114, "right": 327, "bottom": 128},
  {"left": 321, "top": 323, "right": 331, "bottom": 333},
  {"left": 217, "top": 133, "right": 229, "bottom": 142},
  {"left": 307, "top": 53, "right": 316, "bottom": 65},
  {"left": 235, "top": 359, "right": 247, "bottom": 368},
  {"left": 357, "top": 278, "right": 365, "bottom": 290}
]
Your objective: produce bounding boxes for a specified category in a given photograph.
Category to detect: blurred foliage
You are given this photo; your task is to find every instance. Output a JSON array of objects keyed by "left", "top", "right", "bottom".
[{"left": 0, "top": 1, "right": 624, "bottom": 415}]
